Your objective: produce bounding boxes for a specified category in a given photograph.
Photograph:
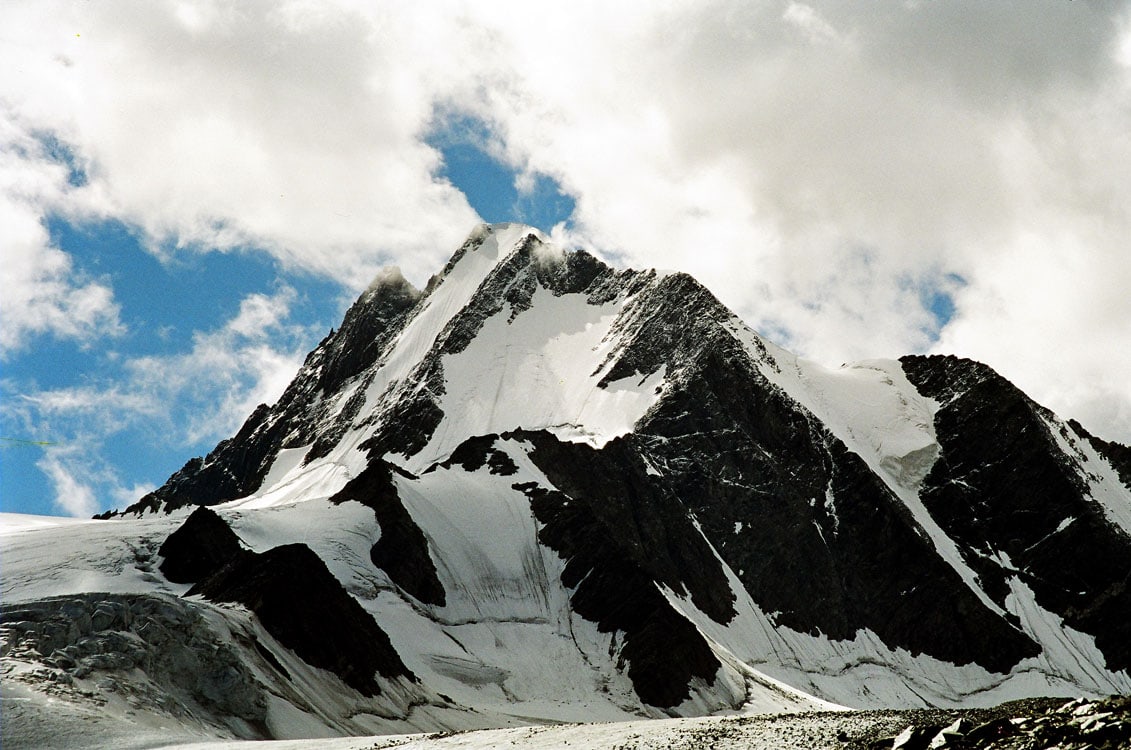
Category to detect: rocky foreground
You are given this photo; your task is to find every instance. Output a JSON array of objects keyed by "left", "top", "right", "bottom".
[
  {"left": 847, "top": 696, "right": 1131, "bottom": 750},
  {"left": 185, "top": 697, "right": 1130, "bottom": 750},
  {"left": 377, "top": 697, "right": 1131, "bottom": 750},
  {"left": 3, "top": 591, "right": 1129, "bottom": 750},
  {"left": 346, "top": 697, "right": 1131, "bottom": 750}
]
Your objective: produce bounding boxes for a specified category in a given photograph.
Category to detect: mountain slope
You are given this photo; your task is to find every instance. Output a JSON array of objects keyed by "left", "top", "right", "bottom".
[{"left": 4, "top": 223, "right": 1130, "bottom": 745}]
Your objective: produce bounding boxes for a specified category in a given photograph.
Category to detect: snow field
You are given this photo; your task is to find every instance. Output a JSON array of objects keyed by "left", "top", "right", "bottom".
[{"left": 412, "top": 285, "right": 668, "bottom": 472}]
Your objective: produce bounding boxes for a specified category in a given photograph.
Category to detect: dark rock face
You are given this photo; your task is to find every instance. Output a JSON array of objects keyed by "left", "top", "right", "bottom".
[
  {"left": 1071, "top": 417, "right": 1131, "bottom": 490},
  {"left": 901, "top": 354, "right": 1131, "bottom": 673},
  {"left": 433, "top": 234, "right": 613, "bottom": 355},
  {"left": 511, "top": 459, "right": 725, "bottom": 708},
  {"left": 594, "top": 271, "right": 738, "bottom": 388},
  {"left": 158, "top": 506, "right": 245, "bottom": 584},
  {"left": 606, "top": 284, "right": 1038, "bottom": 672},
  {"left": 474, "top": 429, "right": 733, "bottom": 708},
  {"left": 152, "top": 497, "right": 415, "bottom": 702},
  {"left": 527, "top": 484, "right": 722, "bottom": 709},
  {"left": 328, "top": 460, "right": 446, "bottom": 607},
  {"left": 649, "top": 356, "right": 1037, "bottom": 671},
  {"left": 434, "top": 434, "right": 518, "bottom": 476},
  {"left": 358, "top": 231, "right": 646, "bottom": 463},
  {"left": 188, "top": 543, "right": 413, "bottom": 696},
  {"left": 516, "top": 430, "right": 736, "bottom": 626},
  {"left": 314, "top": 270, "right": 422, "bottom": 395}
]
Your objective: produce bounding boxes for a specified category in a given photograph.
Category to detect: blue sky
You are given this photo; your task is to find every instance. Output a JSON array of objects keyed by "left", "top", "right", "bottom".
[
  {"left": 3, "top": 2, "right": 1130, "bottom": 516},
  {"left": 4, "top": 213, "right": 331, "bottom": 515},
  {"left": 1, "top": 128, "right": 574, "bottom": 517}
]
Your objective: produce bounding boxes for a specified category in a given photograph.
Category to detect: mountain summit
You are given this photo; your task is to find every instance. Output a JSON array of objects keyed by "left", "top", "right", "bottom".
[{"left": 5, "top": 224, "right": 1131, "bottom": 743}]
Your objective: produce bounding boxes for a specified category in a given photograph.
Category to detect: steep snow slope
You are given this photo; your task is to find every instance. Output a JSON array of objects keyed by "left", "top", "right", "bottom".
[
  {"left": 412, "top": 285, "right": 667, "bottom": 469},
  {"left": 224, "top": 223, "right": 673, "bottom": 511}
]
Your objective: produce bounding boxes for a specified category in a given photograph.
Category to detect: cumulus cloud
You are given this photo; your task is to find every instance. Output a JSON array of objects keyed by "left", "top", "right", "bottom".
[
  {"left": 27, "top": 286, "right": 311, "bottom": 443},
  {"left": 0, "top": 118, "right": 122, "bottom": 354},
  {"left": 2, "top": 0, "right": 1129, "bottom": 445},
  {"left": 445, "top": 0, "right": 1131, "bottom": 442},
  {"left": 12, "top": 286, "right": 314, "bottom": 515},
  {"left": 1, "top": 0, "right": 480, "bottom": 289}
]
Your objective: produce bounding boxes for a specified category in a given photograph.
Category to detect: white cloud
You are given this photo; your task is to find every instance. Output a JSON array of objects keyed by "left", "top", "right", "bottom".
[
  {"left": 23, "top": 386, "right": 160, "bottom": 424},
  {"left": 37, "top": 449, "right": 99, "bottom": 517},
  {"left": 11, "top": 286, "right": 315, "bottom": 514},
  {"left": 0, "top": 0, "right": 480, "bottom": 291},
  {"left": 24, "top": 286, "right": 307, "bottom": 434},
  {"left": 114, "top": 285, "right": 312, "bottom": 443},
  {"left": 0, "top": 117, "right": 123, "bottom": 355},
  {"left": 782, "top": 3, "right": 846, "bottom": 46},
  {"left": 227, "top": 287, "right": 297, "bottom": 340},
  {"left": 32, "top": 443, "right": 157, "bottom": 518},
  {"left": 439, "top": 0, "right": 1131, "bottom": 442},
  {"left": 2, "top": 0, "right": 1130, "bottom": 446}
]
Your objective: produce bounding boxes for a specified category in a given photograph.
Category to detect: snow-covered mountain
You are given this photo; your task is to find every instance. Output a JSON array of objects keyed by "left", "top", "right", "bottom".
[{"left": 3, "top": 223, "right": 1130, "bottom": 746}]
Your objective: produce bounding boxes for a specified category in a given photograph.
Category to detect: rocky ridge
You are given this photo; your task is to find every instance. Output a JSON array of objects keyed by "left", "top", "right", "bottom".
[{"left": 120, "top": 224, "right": 1131, "bottom": 709}]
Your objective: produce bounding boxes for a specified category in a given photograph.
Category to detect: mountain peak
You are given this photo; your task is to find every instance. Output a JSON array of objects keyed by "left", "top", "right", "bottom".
[
  {"left": 84, "top": 224, "right": 1131, "bottom": 737},
  {"left": 364, "top": 265, "right": 420, "bottom": 299},
  {"left": 425, "top": 222, "right": 549, "bottom": 291}
]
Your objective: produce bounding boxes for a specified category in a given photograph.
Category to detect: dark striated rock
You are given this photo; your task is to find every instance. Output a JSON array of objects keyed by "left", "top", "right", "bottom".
[
  {"left": 188, "top": 543, "right": 413, "bottom": 696},
  {"left": 435, "top": 233, "right": 612, "bottom": 354},
  {"left": 314, "top": 268, "right": 422, "bottom": 395},
  {"left": 328, "top": 459, "right": 446, "bottom": 606},
  {"left": 516, "top": 429, "right": 736, "bottom": 626},
  {"left": 487, "top": 429, "right": 735, "bottom": 708},
  {"left": 514, "top": 477, "right": 722, "bottom": 709},
  {"left": 359, "top": 229, "right": 638, "bottom": 464},
  {"left": 158, "top": 506, "right": 245, "bottom": 584},
  {"left": 614, "top": 284, "right": 1037, "bottom": 672},
  {"left": 902, "top": 354, "right": 1131, "bottom": 673},
  {"left": 594, "top": 271, "right": 735, "bottom": 388},
  {"left": 434, "top": 434, "right": 518, "bottom": 476}
]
